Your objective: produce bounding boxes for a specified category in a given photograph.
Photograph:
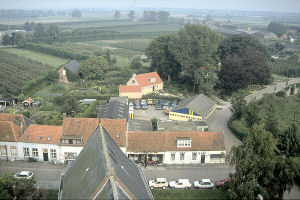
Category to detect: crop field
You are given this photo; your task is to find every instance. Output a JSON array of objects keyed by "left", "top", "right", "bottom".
[
  {"left": 0, "top": 50, "right": 52, "bottom": 96},
  {"left": 1, "top": 48, "right": 69, "bottom": 67}
]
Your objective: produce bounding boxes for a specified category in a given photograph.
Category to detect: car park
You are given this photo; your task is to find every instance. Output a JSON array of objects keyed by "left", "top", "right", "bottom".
[
  {"left": 169, "top": 179, "right": 192, "bottom": 189},
  {"left": 193, "top": 179, "right": 214, "bottom": 189},
  {"left": 13, "top": 171, "right": 34, "bottom": 179},
  {"left": 215, "top": 177, "right": 230, "bottom": 188},
  {"left": 148, "top": 177, "right": 168, "bottom": 189}
]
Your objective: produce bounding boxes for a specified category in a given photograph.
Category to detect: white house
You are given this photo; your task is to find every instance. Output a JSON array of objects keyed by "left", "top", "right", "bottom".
[
  {"left": 18, "top": 124, "right": 62, "bottom": 163},
  {"left": 127, "top": 131, "right": 225, "bottom": 164},
  {"left": 0, "top": 114, "right": 33, "bottom": 161}
]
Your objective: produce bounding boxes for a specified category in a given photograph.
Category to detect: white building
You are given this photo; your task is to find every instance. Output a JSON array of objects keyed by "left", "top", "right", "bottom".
[
  {"left": 18, "top": 124, "right": 62, "bottom": 163},
  {"left": 127, "top": 131, "right": 225, "bottom": 164}
]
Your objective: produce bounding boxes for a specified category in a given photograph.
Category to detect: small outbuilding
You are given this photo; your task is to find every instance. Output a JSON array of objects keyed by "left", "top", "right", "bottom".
[{"left": 22, "top": 97, "right": 34, "bottom": 108}]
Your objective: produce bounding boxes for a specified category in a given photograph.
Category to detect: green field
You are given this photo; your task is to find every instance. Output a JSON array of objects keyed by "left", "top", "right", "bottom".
[
  {"left": 152, "top": 189, "right": 226, "bottom": 200},
  {"left": 1, "top": 48, "right": 70, "bottom": 67}
]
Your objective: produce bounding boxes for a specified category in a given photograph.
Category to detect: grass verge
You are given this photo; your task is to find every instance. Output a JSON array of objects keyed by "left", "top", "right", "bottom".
[{"left": 152, "top": 189, "right": 226, "bottom": 200}]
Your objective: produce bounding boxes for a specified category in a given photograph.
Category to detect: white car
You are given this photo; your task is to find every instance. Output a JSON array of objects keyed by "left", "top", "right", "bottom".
[
  {"left": 13, "top": 171, "right": 34, "bottom": 179},
  {"left": 193, "top": 179, "right": 214, "bottom": 189},
  {"left": 148, "top": 177, "right": 168, "bottom": 189},
  {"left": 141, "top": 100, "right": 147, "bottom": 105},
  {"left": 169, "top": 179, "right": 191, "bottom": 189}
]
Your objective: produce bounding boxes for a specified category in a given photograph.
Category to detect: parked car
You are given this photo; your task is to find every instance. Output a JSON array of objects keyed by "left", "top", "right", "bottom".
[
  {"left": 163, "top": 102, "right": 170, "bottom": 110},
  {"left": 141, "top": 103, "right": 148, "bottom": 109},
  {"left": 194, "top": 179, "right": 214, "bottom": 189},
  {"left": 141, "top": 99, "right": 147, "bottom": 105},
  {"left": 13, "top": 171, "right": 34, "bottom": 179},
  {"left": 215, "top": 177, "right": 230, "bottom": 188},
  {"left": 172, "top": 99, "right": 178, "bottom": 107},
  {"left": 129, "top": 101, "right": 134, "bottom": 109},
  {"left": 149, "top": 177, "right": 168, "bottom": 189},
  {"left": 156, "top": 104, "right": 162, "bottom": 110},
  {"left": 147, "top": 99, "right": 153, "bottom": 105},
  {"left": 159, "top": 99, "right": 165, "bottom": 105},
  {"left": 153, "top": 99, "right": 159, "bottom": 105},
  {"left": 135, "top": 102, "right": 140, "bottom": 109},
  {"left": 169, "top": 179, "right": 192, "bottom": 189}
]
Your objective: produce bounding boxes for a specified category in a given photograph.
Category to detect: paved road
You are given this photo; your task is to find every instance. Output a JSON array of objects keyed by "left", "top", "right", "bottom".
[
  {"left": 0, "top": 160, "right": 65, "bottom": 189},
  {"left": 206, "top": 77, "right": 300, "bottom": 153}
]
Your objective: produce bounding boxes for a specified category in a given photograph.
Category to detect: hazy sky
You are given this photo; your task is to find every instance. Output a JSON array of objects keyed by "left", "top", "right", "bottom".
[{"left": 1, "top": 0, "right": 300, "bottom": 13}]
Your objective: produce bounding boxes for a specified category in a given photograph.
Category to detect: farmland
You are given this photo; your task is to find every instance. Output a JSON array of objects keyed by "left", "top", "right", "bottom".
[
  {"left": 0, "top": 50, "right": 53, "bottom": 96},
  {"left": 1, "top": 48, "right": 69, "bottom": 67}
]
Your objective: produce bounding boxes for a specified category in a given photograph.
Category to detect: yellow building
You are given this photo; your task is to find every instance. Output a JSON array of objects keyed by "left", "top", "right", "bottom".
[{"left": 169, "top": 94, "right": 217, "bottom": 121}]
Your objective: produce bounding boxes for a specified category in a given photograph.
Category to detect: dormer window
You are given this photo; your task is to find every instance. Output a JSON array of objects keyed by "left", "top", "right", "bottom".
[
  {"left": 149, "top": 77, "right": 156, "bottom": 82},
  {"left": 176, "top": 138, "right": 191, "bottom": 147}
]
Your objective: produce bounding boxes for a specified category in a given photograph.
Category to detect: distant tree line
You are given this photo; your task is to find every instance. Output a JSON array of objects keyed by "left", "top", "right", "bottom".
[
  {"left": 267, "top": 21, "right": 289, "bottom": 37},
  {"left": 0, "top": 9, "right": 56, "bottom": 18},
  {"left": 141, "top": 11, "right": 170, "bottom": 22}
]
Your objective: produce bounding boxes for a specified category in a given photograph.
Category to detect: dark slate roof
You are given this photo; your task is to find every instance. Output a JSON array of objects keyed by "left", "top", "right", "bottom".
[
  {"left": 23, "top": 116, "right": 34, "bottom": 128},
  {"left": 97, "top": 100, "right": 129, "bottom": 121},
  {"left": 59, "top": 125, "right": 153, "bottom": 200},
  {"left": 65, "top": 60, "right": 80, "bottom": 72},
  {"left": 172, "top": 94, "right": 217, "bottom": 118}
]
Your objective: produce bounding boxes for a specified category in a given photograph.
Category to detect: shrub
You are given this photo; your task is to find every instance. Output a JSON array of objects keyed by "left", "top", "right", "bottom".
[{"left": 27, "top": 157, "right": 37, "bottom": 162}]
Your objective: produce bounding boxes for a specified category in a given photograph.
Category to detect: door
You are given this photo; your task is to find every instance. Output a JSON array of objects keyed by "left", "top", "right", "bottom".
[
  {"left": 201, "top": 155, "right": 205, "bottom": 163},
  {"left": 43, "top": 149, "right": 49, "bottom": 161}
]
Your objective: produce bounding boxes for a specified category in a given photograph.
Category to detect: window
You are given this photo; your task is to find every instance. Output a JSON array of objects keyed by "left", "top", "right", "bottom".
[
  {"left": 50, "top": 149, "right": 57, "bottom": 159},
  {"left": 177, "top": 139, "right": 191, "bottom": 147},
  {"left": 23, "top": 147, "right": 29, "bottom": 157},
  {"left": 210, "top": 154, "right": 221, "bottom": 160},
  {"left": 171, "top": 153, "right": 175, "bottom": 161},
  {"left": 192, "top": 152, "right": 197, "bottom": 160},
  {"left": 32, "top": 148, "right": 38, "bottom": 158},
  {"left": 180, "top": 152, "right": 185, "bottom": 160},
  {"left": 10, "top": 146, "right": 17, "bottom": 157},
  {"left": 0, "top": 145, "right": 7, "bottom": 156},
  {"left": 64, "top": 152, "right": 77, "bottom": 160}
]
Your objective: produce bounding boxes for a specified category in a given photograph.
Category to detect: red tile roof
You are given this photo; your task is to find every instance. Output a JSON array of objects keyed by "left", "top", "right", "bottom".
[
  {"left": 127, "top": 131, "right": 225, "bottom": 152},
  {"left": 0, "top": 121, "right": 21, "bottom": 142},
  {"left": 119, "top": 85, "right": 141, "bottom": 93},
  {"left": 23, "top": 97, "right": 34, "bottom": 104},
  {"left": 0, "top": 113, "right": 30, "bottom": 128},
  {"left": 20, "top": 124, "right": 62, "bottom": 144},
  {"left": 135, "top": 72, "right": 163, "bottom": 87},
  {"left": 62, "top": 118, "right": 127, "bottom": 147}
]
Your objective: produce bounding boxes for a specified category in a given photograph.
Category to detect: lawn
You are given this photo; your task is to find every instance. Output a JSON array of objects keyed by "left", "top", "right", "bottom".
[
  {"left": 1, "top": 48, "right": 70, "bottom": 68},
  {"left": 152, "top": 189, "right": 226, "bottom": 200}
]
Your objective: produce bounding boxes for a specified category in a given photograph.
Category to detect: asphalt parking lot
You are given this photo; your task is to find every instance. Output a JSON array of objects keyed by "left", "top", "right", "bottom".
[{"left": 133, "top": 105, "right": 169, "bottom": 121}]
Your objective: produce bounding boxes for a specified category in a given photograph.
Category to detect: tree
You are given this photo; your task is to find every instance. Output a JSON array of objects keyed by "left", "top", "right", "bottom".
[
  {"left": 130, "top": 56, "right": 142, "bottom": 69},
  {"left": 218, "top": 34, "right": 268, "bottom": 61},
  {"left": 277, "top": 124, "right": 300, "bottom": 157},
  {"left": 2, "top": 34, "right": 12, "bottom": 46},
  {"left": 103, "top": 50, "right": 116, "bottom": 66},
  {"left": 231, "top": 93, "right": 247, "bottom": 120},
  {"left": 268, "top": 21, "right": 289, "bottom": 37},
  {"left": 71, "top": 9, "right": 81, "bottom": 18},
  {"left": 146, "top": 34, "right": 181, "bottom": 82},
  {"left": 245, "top": 100, "right": 262, "bottom": 128},
  {"left": 113, "top": 10, "right": 121, "bottom": 20},
  {"left": 33, "top": 23, "right": 47, "bottom": 41},
  {"left": 142, "top": 11, "right": 157, "bottom": 22},
  {"left": 63, "top": 95, "right": 79, "bottom": 116},
  {"left": 157, "top": 11, "right": 169, "bottom": 22},
  {"left": 170, "top": 24, "right": 222, "bottom": 93},
  {"left": 46, "top": 70, "right": 59, "bottom": 83},
  {"left": 79, "top": 56, "right": 109, "bottom": 80},
  {"left": 128, "top": 10, "right": 135, "bottom": 21},
  {"left": 227, "top": 124, "right": 296, "bottom": 200},
  {"left": 217, "top": 35, "right": 271, "bottom": 94},
  {"left": 47, "top": 24, "right": 59, "bottom": 41}
]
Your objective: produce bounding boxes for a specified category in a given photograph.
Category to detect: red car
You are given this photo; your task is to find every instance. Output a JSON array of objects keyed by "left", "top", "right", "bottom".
[{"left": 215, "top": 177, "right": 230, "bottom": 188}]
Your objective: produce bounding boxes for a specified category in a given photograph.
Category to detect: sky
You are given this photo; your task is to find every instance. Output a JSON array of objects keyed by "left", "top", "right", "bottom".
[{"left": 0, "top": 0, "right": 300, "bottom": 13}]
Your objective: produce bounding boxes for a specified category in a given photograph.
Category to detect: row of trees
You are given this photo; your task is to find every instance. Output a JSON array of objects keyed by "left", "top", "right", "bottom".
[
  {"left": 0, "top": 9, "right": 55, "bottom": 18},
  {"left": 146, "top": 24, "right": 271, "bottom": 95},
  {"left": 2, "top": 23, "right": 60, "bottom": 46},
  {"left": 141, "top": 11, "right": 170, "bottom": 22},
  {"left": 227, "top": 93, "right": 300, "bottom": 199},
  {"left": 267, "top": 21, "right": 289, "bottom": 37}
]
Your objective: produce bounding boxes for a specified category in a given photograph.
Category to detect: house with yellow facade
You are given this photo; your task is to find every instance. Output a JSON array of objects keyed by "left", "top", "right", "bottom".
[
  {"left": 119, "top": 72, "right": 163, "bottom": 99},
  {"left": 169, "top": 94, "right": 217, "bottom": 121}
]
